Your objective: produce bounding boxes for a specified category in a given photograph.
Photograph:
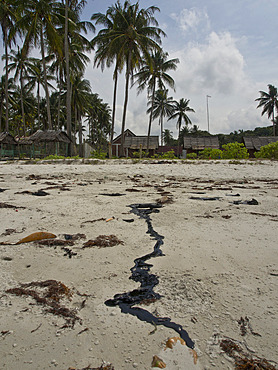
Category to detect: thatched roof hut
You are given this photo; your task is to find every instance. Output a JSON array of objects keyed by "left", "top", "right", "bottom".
[
  {"left": 183, "top": 136, "right": 219, "bottom": 153},
  {"left": 28, "top": 130, "right": 71, "bottom": 143},
  {"left": 0, "top": 132, "right": 17, "bottom": 159},
  {"left": 124, "top": 136, "right": 159, "bottom": 157},
  {"left": 243, "top": 136, "right": 278, "bottom": 157},
  {"left": 17, "top": 130, "right": 71, "bottom": 158}
]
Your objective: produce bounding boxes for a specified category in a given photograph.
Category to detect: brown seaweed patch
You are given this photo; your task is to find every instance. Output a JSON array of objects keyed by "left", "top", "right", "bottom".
[
  {"left": 36, "top": 239, "right": 75, "bottom": 247},
  {"left": 6, "top": 280, "right": 81, "bottom": 327},
  {"left": 68, "top": 364, "right": 115, "bottom": 370},
  {"left": 0, "top": 202, "right": 25, "bottom": 209},
  {"left": 83, "top": 235, "right": 124, "bottom": 249},
  {"left": 220, "top": 339, "right": 276, "bottom": 370}
]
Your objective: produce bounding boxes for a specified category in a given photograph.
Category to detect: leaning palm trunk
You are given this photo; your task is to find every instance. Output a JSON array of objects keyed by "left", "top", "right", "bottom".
[
  {"left": 65, "top": 0, "right": 72, "bottom": 156},
  {"left": 40, "top": 26, "right": 52, "bottom": 129},
  {"left": 57, "top": 67, "right": 63, "bottom": 130},
  {"left": 4, "top": 29, "right": 9, "bottom": 132},
  {"left": 147, "top": 80, "right": 156, "bottom": 154},
  {"left": 120, "top": 52, "right": 131, "bottom": 157}
]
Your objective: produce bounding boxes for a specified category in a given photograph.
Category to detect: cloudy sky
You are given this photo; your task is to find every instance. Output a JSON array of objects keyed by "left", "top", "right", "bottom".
[
  {"left": 1, "top": 0, "right": 277, "bottom": 139},
  {"left": 82, "top": 0, "right": 278, "bottom": 138}
]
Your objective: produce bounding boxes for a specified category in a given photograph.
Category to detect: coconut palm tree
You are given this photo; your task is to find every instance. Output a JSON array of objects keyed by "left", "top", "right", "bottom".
[
  {"left": 93, "top": 1, "right": 165, "bottom": 156},
  {"left": 70, "top": 73, "right": 92, "bottom": 156},
  {"left": 0, "top": 0, "right": 17, "bottom": 132},
  {"left": 133, "top": 51, "right": 179, "bottom": 152},
  {"left": 256, "top": 84, "right": 278, "bottom": 136},
  {"left": 168, "top": 98, "right": 195, "bottom": 158},
  {"left": 147, "top": 89, "right": 175, "bottom": 146},
  {"left": 17, "top": 0, "right": 62, "bottom": 130},
  {"left": 7, "top": 47, "right": 34, "bottom": 135},
  {"left": 24, "top": 58, "right": 55, "bottom": 130},
  {"left": 91, "top": 2, "right": 126, "bottom": 151},
  {"left": 0, "top": 75, "right": 16, "bottom": 131}
]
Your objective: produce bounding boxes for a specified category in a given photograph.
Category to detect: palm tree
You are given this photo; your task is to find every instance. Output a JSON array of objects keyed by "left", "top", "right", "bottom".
[
  {"left": 168, "top": 98, "right": 195, "bottom": 157},
  {"left": 162, "top": 128, "right": 175, "bottom": 146},
  {"left": 17, "top": 0, "right": 62, "bottom": 130},
  {"left": 7, "top": 46, "right": 33, "bottom": 135},
  {"left": 0, "top": 75, "right": 16, "bottom": 131},
  {"left": 256, "top": 84, "right": 278, "bottom": 136},
  {"left": 25, "top": 58, "right": 55, "bottom": 130},
  {"left": 133, "top": 50, "right": 179, "bottom": 152},
  {"left": 147, "top": 89, "right": 175, "bottom": 145},
  {"left": 0, "top": 0, "right": 17, "bottom": 132},
  {"left": 91, "top": 2, "right": 125, "bottom": 151},
  {"left": 70, "top": 73, "right": 92, "bottom": 156},
  {"left": 93, "top": 1, "right": 165, "bottom": 156}
]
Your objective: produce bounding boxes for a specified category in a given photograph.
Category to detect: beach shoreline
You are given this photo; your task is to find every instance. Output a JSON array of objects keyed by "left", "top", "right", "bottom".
[{"left": 1, "top": 160, "right": 277, "bottom": 369}]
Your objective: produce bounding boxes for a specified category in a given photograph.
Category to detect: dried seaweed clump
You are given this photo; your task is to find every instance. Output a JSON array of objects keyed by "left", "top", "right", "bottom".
[
  {"left": 220, "top": 339, "right": 277, "bottom": 370},
  {"left": 6, "top": 280, "right": 81, "bottom": 327},
  {"left": 68, "top": 364, "right": 114, "bottom": 370},
  {"left": 83, "top": 235, "right": 124, "bottom": 249}
]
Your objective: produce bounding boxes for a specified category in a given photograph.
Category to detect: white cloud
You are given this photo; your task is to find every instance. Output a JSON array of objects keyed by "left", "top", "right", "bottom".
[
  {"left": 170, "top": 8, "right": 210, "bottom": 35},
  {"left": 172, "top": 31, "right": 247, "bottom": 96}
]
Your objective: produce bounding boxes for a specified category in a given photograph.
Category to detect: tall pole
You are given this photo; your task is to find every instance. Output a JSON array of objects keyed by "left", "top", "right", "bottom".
[{"left": 206, "top": 95, "right": 211, "bottom": 133}]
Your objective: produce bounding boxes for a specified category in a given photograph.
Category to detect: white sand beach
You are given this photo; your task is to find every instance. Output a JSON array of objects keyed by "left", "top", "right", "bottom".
[{"left": 0, "top": 159, "right": 278, "bottom": 370}]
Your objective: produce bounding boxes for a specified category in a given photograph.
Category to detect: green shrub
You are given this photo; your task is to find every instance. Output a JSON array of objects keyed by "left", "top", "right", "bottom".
[
  {"left": 198, "top": 148, "right": 223, "bottom": 159},
  {"left": 186, "top": 152, "right": 197, "bottom": 159},
  {"left": 254, "top": 141, "right": 278, "bottom": 159},
  {"left": 160, "top": 150, "right": 177, "bottom": 159},
  {"left": 132, "top": 150, "right": 147, "bottom": 158},
  {"left": 90, "top": 150, "right": 107, "bottom": 159},
  {"left": 222, "top": 142, "right": 249, "bottom": 159}
]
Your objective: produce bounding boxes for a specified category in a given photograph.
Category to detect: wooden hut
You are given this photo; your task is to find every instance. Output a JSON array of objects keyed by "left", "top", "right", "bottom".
[
  {"left": 183, "top": 136, "right": 219, "bottom": 156},
  {"left": 27, "top": 130, "right": 71, "bottom": 158},
  {"left": 112, "top": 129, "right": 136, "bottom": 157},
  {"left": 243, "top": 136, "right": 278, "bottom": 157},
  {"left": 124, "top": 136, "right": 159, "bottom": 157},
  {"left": 0, "top": 132, "right": 17, "bottom": 159}
]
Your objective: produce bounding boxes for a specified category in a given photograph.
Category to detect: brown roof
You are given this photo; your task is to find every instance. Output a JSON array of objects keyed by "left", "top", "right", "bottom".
[
  {"left": 28, "top": 130, "right": 71, "bottom": 143},
  {"left": 112, "top": 129, "right": 136, "bottom": 144},
  {"left": 183, "top": 136, "right": 219, "bottom": 150},
  {"left": 124, "top": 136, "right": 159, "bottom": 150},
  {"left": 0, "top": 132, "right": 17, "bottom": 145},
  {"left": 243, "top": 136, "right": 278, "bottom": 150}
]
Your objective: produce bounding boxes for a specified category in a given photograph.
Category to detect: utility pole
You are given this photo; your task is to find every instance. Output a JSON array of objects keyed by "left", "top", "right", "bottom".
[{"left": 206, "top": 95, "right": 211, "bottom": 133}]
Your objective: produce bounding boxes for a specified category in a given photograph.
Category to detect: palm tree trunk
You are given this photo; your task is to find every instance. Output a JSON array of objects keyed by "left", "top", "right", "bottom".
[
  {"left": 20, "top": 69, "right": 26, "bottom": 136},
  {"left": 120, "top": 51, "right": 131, "bottom": 157},
  {"left": 65, "top": 0, "right": 72, "bottom": 156},
  {"left": 78, "top": 111, "right": 83, "bottom": 157},
  {"left": 110, "top": 67, "right": 118, "bottom": 144},
  {"left": 4, "top": 28, "right": 9, "bottom": 132},
  {"left": 40, "top": 26, "right": 52, "bottom": 130},
  {"left": 147, "top": 79, "right": 156, "bottom": 154},
  {"left": 57, "top": 67, "right": 62, "bottom": 130},
  {"left": 37, "top": 82, "right": 40, "bottom": 129},
  {"left": 273, "top": 107, "right": 276, "bottom": 136},
  {"left": 160, "top": 114, "right": 163, "bottom": 146}
]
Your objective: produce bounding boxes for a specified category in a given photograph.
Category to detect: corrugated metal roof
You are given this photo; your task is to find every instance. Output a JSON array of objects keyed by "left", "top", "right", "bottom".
[
  {"left": 28, "top": 130, "right": 71, "bottom": 143},
  {"left": 243, "top": 136, "right": 278, "bottom": 150},
  {"left": 0, "top": 132, "right": 17, "bottom": 145},
  {"left": 124, "top": 136, "right": 159, "bottom": 149},
  {"left": 183, "top": 136, "right": 219, "bottom": 150}
]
